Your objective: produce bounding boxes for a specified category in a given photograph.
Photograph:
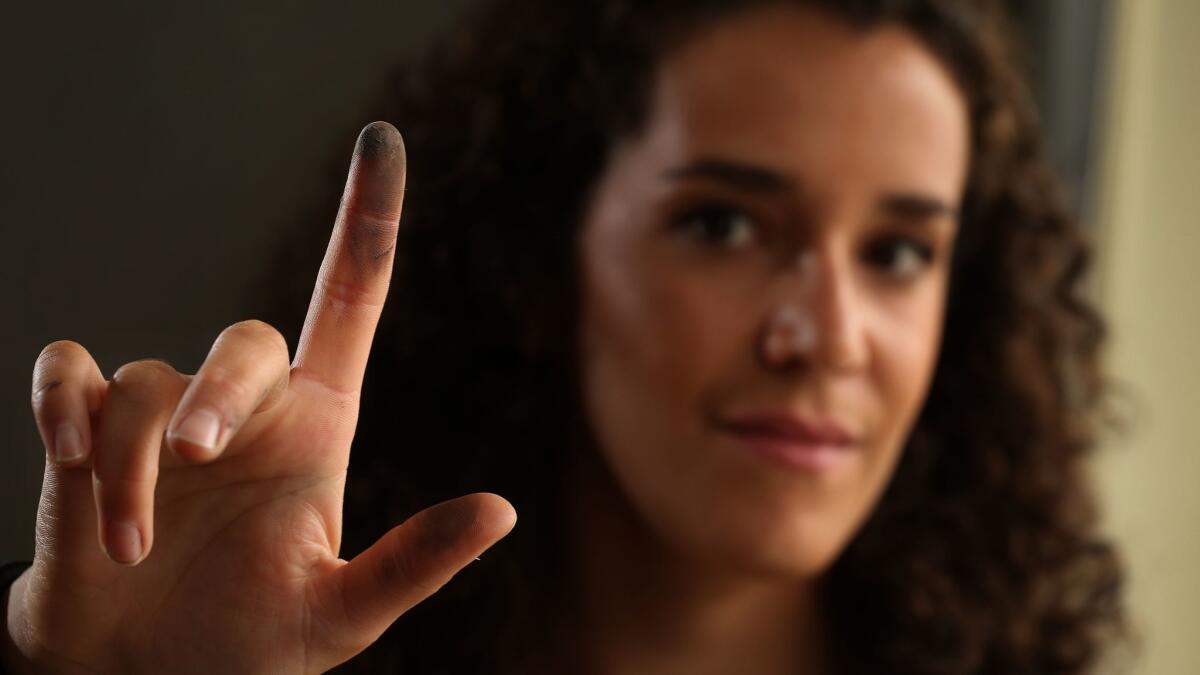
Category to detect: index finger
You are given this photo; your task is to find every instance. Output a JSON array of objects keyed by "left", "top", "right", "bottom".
[{"left": 292, "top": 121, "right": 406, "bottom": 395}]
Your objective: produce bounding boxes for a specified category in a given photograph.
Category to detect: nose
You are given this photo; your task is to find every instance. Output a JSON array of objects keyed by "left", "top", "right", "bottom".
[{"left": 757, "top": 249, "right": 869, "bottom": 374}]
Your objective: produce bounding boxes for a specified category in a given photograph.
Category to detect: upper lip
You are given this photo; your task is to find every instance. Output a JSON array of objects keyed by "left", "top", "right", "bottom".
[{"left": 713, "top": 410, "right": 858, "bottom": 446}]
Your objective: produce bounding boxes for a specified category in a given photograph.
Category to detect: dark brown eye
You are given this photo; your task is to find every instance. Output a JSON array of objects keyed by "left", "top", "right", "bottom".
[
  {"left": 863, "top": 236, "right": 934, "bottom": 280},
  {"left": 670, "top": 203, "right": 757, "bottom": 249}
]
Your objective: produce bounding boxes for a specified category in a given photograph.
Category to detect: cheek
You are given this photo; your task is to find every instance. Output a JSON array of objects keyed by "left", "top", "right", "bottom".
[
  {"left": 579, "top": 235, "right": 756, "bottom": 528},
  {"left": 866, "top": 284, "right": 946, "bottom": 452},
  {"left": 582, "top": 241, "right": 748, "bottom": 429}
]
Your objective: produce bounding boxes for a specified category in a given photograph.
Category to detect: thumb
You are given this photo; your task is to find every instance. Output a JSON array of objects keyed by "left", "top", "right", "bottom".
[{"left": 312, "top": 493, "right": 517, "bottom": 660}]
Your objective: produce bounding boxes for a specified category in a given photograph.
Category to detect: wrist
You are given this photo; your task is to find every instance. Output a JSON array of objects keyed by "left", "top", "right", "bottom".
[{"left": 2, "top": 565, "right": 36, "bottom": 675}]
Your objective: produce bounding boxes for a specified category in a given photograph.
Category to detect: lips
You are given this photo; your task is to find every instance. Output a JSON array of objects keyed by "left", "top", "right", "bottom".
[
  {"left": 714, "top": 411, "right": 857, "bottom": 446},
  {"left": 712, "top": 410, "right": 859, "bottom": 472}
]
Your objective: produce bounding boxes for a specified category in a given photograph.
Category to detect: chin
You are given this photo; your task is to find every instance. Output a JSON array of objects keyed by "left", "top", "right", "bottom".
[
  {"left": 671, "top": 500, "right": 858, "bottom": 580},
  {"left": 748, "top": 533, "right": 848, "bottom": 579}
]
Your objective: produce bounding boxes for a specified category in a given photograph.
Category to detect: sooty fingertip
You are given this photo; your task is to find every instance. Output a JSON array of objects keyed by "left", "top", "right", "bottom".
[{"left": 355, "top": 121, "right": 405, "bottom": 162}]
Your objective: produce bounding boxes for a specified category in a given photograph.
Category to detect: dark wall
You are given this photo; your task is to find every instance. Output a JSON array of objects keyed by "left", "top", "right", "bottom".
[
  {"left": 0, "top": 1, "right": 1110, "bottom": 562},
  {"left": 0, "top": 1, "right": 469, "bottom": 561}
]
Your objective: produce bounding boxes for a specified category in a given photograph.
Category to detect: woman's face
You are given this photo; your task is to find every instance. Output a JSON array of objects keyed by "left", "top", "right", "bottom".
[{"left": 578, "top": 5, "right": 968, "bottom": 577}]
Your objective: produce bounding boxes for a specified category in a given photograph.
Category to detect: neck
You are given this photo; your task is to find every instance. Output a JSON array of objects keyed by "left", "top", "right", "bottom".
[{"left": 558, "top": 443, "right": 832, "bottom": 675}]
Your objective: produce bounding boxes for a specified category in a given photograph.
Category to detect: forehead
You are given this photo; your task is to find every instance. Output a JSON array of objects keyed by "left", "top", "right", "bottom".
[{"left": 634, "top": 5, "right": 969, "bottom": 204}]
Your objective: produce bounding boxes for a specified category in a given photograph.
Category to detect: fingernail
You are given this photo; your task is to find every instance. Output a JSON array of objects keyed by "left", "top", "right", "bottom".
[
  {"left": 52, "top": 421, "right": 85, "bottom": 463},
  {"left": 171, "top": 409, "right": 222, "bottom": 451},
  {"left": 107, "top": 521, "right": 143, "bottom": 564}
]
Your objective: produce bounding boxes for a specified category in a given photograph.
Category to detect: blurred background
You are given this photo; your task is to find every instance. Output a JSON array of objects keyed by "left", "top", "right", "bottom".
[{"left": 0, "top": 0, "right": 1195, "bottom": 671}]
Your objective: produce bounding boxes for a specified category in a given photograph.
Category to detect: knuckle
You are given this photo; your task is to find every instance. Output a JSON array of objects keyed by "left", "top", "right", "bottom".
[
  {"left": 30, "top": 378, "right": 64, "bottom": 410},
  {"left": 97, "top": 475, "right": 157, "bottom": 511},
  {"left": 99, "top": 474, "right": 156, "bottom": 496},
  {"left": 110, "top": 359, "right": 178, "bottom": 399},
  {"left": 194, "top": 368, "right": 254, "bottom": 408},
  {"left": 377, "top": 542, "right": 425, "bottom": 591},
  {"left": 343, "top": 205, "right": 399, "bottom": 266},
  {"left": 317, "top": 276, "right": 381, "bottom": 312},
  {"left": 221, "top": 319, "right": 288, "bottom": 354}
]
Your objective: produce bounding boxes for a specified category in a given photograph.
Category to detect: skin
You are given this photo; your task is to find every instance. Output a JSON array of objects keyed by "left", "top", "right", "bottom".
[
  {"left": 3, "top": 123, "right": 517, "bottom": 674},
  {"left": 2, "top": 6, "right": 967, "bottom": 675},
  {"left": 571, "top": 6, "right": 968, "bottom": 674}
]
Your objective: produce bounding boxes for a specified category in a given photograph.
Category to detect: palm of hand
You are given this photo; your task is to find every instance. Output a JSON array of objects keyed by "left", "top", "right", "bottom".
[{"left": 12, "top": 124, "right": 516, "bottom": 675}]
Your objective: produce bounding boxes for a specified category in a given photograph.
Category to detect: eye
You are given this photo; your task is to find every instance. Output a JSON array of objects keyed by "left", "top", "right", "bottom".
[
  {"left": 862, "top": 236, "right": 935, "bottom": 281},
  {"left": 670, "top": 203, "right": 758, "bottom": 250}
]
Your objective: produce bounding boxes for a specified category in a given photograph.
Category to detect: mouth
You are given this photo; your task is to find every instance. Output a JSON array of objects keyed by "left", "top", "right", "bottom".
[{"left": 711, "top": 411, "right": 860, "bottom": 473}]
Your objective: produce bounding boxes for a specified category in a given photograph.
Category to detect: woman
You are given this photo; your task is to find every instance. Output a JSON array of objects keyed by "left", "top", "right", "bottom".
[{"left": 4, "top": 0, "right": 1128, "bottom": 672}]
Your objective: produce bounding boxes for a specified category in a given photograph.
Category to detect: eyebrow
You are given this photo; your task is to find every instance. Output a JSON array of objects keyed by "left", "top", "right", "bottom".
[
  {"left": 663, "top": 158, "right": 792, "bottom": 192},
  {"left": 662, "top": 157, "right": 958, "bottom": 222},
  {"left": 878, "top": 193, "right": 958, "bottom": 221}
]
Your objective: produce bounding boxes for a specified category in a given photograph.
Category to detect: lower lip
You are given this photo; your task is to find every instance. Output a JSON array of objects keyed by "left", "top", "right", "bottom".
[{"left": 722, "top": 431, "right": 855, "bottom": 473}]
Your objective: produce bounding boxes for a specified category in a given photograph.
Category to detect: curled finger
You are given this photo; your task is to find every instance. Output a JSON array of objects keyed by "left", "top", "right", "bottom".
[
  {"left": 93, "top": 359, "right": 188, "bottom": 564},
  {"left": 31, "top": 340, "right": 106, "bottom": 467},
  {"left": 166, "top": 319, "right": 291, "bottom": 463}
]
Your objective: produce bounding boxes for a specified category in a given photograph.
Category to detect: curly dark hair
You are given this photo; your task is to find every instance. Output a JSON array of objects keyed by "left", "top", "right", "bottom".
[{"left": 266, "top": 0, "right": 1130, "bottom": 672}]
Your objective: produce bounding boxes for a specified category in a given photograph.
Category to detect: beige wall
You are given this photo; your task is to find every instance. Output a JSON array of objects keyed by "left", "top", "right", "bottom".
[{"left": 1093, "top": 0, "right": 1200, "bottom": 672}]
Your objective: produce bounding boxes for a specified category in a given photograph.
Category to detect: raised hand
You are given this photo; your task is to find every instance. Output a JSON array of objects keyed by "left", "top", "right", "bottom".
[{"left": 5, "top": 122, "right": 517, "bottom": 674}]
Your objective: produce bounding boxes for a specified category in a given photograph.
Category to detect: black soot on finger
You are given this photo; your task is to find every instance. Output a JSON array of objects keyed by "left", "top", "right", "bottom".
[
  {"left": 36, "top": 380, "right": 63, "bottom": 396},
  {"left": 355, "top": 121, "right": 405, "bottom": 163}
]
